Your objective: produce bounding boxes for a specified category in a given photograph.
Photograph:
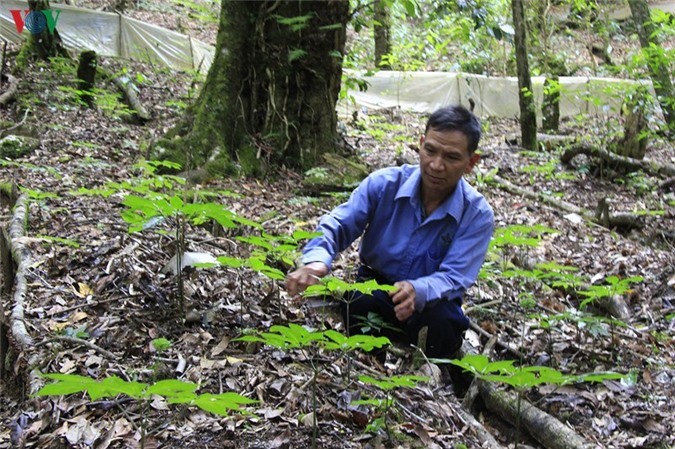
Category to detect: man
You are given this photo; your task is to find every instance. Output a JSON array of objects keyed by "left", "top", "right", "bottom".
[{"left": 286, "top": 105, "right": 493, "bottom": 359}]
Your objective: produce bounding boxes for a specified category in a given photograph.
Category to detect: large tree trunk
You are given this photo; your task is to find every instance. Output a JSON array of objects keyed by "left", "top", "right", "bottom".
[
  {"left": 26, "top": 0, "right": 67, "bottom": 60},
  {"left": 159, "top": 1, "right": 350, "bottom": 175},
  {"left": 373, "top": 0, "right": 391, "bottom": 70},
  {"left": 511, "top": 0, "right": 538, "bottom": 150},
  {"left": 627, "top": 0, "right": 675, "bottom": 131}
]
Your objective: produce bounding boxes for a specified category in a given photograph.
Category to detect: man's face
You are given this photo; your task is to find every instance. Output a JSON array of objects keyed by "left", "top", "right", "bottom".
[{"left": 419, "top": 128, "right": 480, "bottom": 198}]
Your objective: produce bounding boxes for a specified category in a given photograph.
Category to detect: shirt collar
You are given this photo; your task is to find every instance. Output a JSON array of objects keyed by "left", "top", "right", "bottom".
[{"left": 395, "top": 166, "right": 465, "bottom": 222}]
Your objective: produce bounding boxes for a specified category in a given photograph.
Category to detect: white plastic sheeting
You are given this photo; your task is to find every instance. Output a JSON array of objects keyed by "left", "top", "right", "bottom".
[
  {"left": 0, "top": 0, "right": 656, "bottom": 119},
  {"left": 343, "top": 70, "right": 648, "bottom": 120},
  {"left": 0, "top": 0, "right": 213, "bottom": 72}
]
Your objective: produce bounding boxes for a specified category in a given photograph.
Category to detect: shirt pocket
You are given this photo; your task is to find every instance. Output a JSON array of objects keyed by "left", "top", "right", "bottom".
[{"left": 424, "top": 244, "right": 449, "bottom": 273}]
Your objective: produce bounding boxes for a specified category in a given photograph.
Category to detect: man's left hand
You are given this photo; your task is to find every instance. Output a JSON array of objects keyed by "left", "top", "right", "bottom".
[{"left": 390, "top": 281, "right": 416, "bottom": 322}]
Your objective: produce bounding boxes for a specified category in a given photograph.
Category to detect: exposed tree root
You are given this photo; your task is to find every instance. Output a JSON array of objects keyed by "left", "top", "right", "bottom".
[
  {"left": 2, "top": 191, "right": 44, "bottom": 398},
  {"left": 7, "top": 193, "right": 32, "bottom": 349},
  {"left": 560, "top": 142, "right": 675, "bottom": 178}
]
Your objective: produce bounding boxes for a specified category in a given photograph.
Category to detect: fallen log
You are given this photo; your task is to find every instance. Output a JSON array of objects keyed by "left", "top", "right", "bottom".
[
  {"left": 112, "top": 76, "right": 150, "bottom": 123},
  {"left": 561, "top": 142, "right": 675, "bottom": 178},
  {"left": 478, "top": 381, "right": 595, "bottom": 449}
]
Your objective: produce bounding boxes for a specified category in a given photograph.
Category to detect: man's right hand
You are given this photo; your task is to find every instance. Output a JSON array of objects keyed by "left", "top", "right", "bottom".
[{"left": 285, "top": 262, "right": 329, "bottom": 297}]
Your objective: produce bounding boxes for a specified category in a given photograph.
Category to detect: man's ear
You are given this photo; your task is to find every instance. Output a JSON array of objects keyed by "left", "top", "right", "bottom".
[
  {"left": 417, "top": 135, "right": 425, "bottom": 152},
  {"left": 466, "top": 153, "right": 480, "bottom": 173}
]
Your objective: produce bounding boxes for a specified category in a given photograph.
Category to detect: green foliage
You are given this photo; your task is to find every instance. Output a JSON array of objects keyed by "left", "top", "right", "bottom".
[
  {"left": 489, "top": 224, "right": 558, "bottom": 252},
  {"left": 36, "top": 374, "right": 255, "bottom": 416},
  {"left": 355, "top": 373, "right": 427, "bottom": 439},
  {"left": 578, "top": 275, "right": 643, "bottom": 309},
  {"left": 235, "top": 323, "right": 390, "bottom": 353},
  {"left": 355, "top": 311, "right": 404, "bottom": 334},
  {"left": 236, "top": 230, "right": 321, "bottom": 270},
  {"left": 274, "top": 13, "right": 313, "bottom": 32},
  {"left": 503, "top": 262, "right": 585, "bottom": 291},
  {"left": 444, "top": 354, "right": 624, "bottom": 389},
  {"left": 304, "top": 277, "right": 398, "bottom": 297},
  {"left": 535, "top": 310, "right": 628, "bottom": 339},
  {"left": 521, "top": 159, "right": 577, "bottom": 183},
  {"left": 171, "top": 0, "right": 219, "bottom": 24},
  {"left": 36, "top": 235, "right": 80, "bottom": 248},
  {"left": 61, "top": 325, "right": 89, "bottom": 339},
  {"left": 358, "top": 374, "right": 428, "bottom": 390},
  {"left": 151, "top": 338, "right": 172, "bottom": 353}
]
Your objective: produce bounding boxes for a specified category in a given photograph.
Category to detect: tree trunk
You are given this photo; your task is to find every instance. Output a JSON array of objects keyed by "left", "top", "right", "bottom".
[
  {"left": 373, "top": 0, "right": 391, "bottom": 70},
  {"left": 26, "top": 0, "right": 67, "bottom": 60},
  {"left": 76, "top": 50, "right": 97, "bottom": 107},
  {"left": 511, "top": 0, "right": 538, "bottom": 150},
  {"left": 627, "top": 0, "right": 675, "bottom": 130},
  {"left": 159, "top": 0, "right": 350, "bottom": 175},
  {"left": 542, "top": 76, "right": 560, "bottom": 132}
]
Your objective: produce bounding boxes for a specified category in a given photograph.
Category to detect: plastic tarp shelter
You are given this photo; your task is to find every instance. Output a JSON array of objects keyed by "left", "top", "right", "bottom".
[
  {"left": 0, "top": 0, "right": 213, "bottom": 73},
  {"left": 342, "top": 70, "right": 650, "bottom": 120},
  {"left": 0, "top": 0, "right": 656, "bottom": 120}
]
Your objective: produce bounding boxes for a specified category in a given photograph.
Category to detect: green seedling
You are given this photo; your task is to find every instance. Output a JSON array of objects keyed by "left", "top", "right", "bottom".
[
  {"left": 304, "top": 277, "right": 398, "bottom": 381},
  {"left": 355, "top": 312, "right": 404, "bottom": 335},
  {"left": 578, "top": 275, "right": 643, "bottom": 309},
  {"left": 36, "top": 374, "right": 256, "bottom": 449},
  {"left": 355, "top": 374, "right": 428, "bottom": 441},
  {"left": 441, "top": 354, "right": 624, "bottom": 449},
  {"left": 483, "top": 224, "right": 558, "bottom": 274},
  {"left": 151, "top": 338, "right": 172, "bottom": 353},
  {"left": 235, "top": 324, "right": 389, "bottom": 449}
]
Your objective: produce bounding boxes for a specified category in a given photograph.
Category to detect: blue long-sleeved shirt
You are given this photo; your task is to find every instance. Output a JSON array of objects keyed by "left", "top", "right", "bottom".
[{"left": 302, "top": 165, "right": 494, "bottom": 312}]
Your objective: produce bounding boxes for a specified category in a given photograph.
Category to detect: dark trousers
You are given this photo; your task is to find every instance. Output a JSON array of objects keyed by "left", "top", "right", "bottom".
[{"left": 341, "top": 267, "right": 469, "bottom": 359}]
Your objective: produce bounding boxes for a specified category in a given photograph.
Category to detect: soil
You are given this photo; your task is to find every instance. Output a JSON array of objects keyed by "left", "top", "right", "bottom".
[{"left": 0, "top": 2, "right": 674, "bottom": 449}]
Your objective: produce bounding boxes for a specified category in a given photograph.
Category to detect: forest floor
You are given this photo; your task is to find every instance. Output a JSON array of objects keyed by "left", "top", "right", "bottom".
[{"left": 1, "top": 2, "right": 675, "bottom": 449}]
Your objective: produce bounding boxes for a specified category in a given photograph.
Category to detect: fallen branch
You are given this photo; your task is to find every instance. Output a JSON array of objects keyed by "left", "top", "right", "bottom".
[
  {"left": 469, "top": 321, "right": 526, "bottom": 360},
  {"left": 0, "top": 108, "right": 30, "bottom": 139},
  {"left": 478, "top": 381, "right": 595, "bottom": 449},
  {"left": 492, "top": 174, "right": 643, "bottom": 231},
  {"left": 561, "top": 142, "right": 675, "bottom": 178},
  {"left": 46, "top": 335, "right": 119, "bottom": 361},
  {"left": 456, "top": 406, "right": 508, "bottom": 449},
  {"left": 112, "top": 77, "right": 150, "bottom": 123},
  {"left": 0, "top": 74, "right": 19, "bottom": 106}
]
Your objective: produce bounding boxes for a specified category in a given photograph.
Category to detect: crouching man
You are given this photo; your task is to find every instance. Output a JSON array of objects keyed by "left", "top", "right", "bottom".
[{"left": 286, "top": 105, "right": 494, "bottom": 359}]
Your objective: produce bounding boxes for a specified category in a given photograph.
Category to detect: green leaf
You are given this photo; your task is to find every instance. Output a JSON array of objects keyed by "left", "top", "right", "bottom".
[
  {"left": 95, "top": 376, "right": 148, "bottom": 400},
  {"left": 36, "top": 374, "right": 98, "bottom": 397},
  {"left": 151, "top": 338, "right": 172, "bottom": 352},
  {"left": 144, "top": 379, "right": 198, "bottom": 400},
  {"left": 193, "top": 392, "right": 257, "bottom": 416},
  {"left": 288, "top": 49, "right": 307, "bottom": 63}
]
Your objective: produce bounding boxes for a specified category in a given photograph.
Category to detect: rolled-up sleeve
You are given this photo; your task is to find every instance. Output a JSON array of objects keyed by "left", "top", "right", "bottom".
[{"left": 301, "top": 175, "right": 381, "bottom": 269}]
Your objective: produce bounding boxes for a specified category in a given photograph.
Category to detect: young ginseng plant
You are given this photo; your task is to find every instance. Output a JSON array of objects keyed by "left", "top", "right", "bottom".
[
  {"left": 354, "top": 374, "right": 428, "bottom": 441},
  {"left": 36, "top": 374, "right": 256, "bottom": 449},
  {"left": 235, "top": 324, "right": 389, "bottom": 449},
  {"left": 441, "top": 354, "right": 624, "bottom": 449}
]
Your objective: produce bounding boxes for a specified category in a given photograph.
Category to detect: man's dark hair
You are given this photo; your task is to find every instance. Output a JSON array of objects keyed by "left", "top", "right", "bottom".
[{"left": 424, "top": 105, "right": 482, "bottom": 154}]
